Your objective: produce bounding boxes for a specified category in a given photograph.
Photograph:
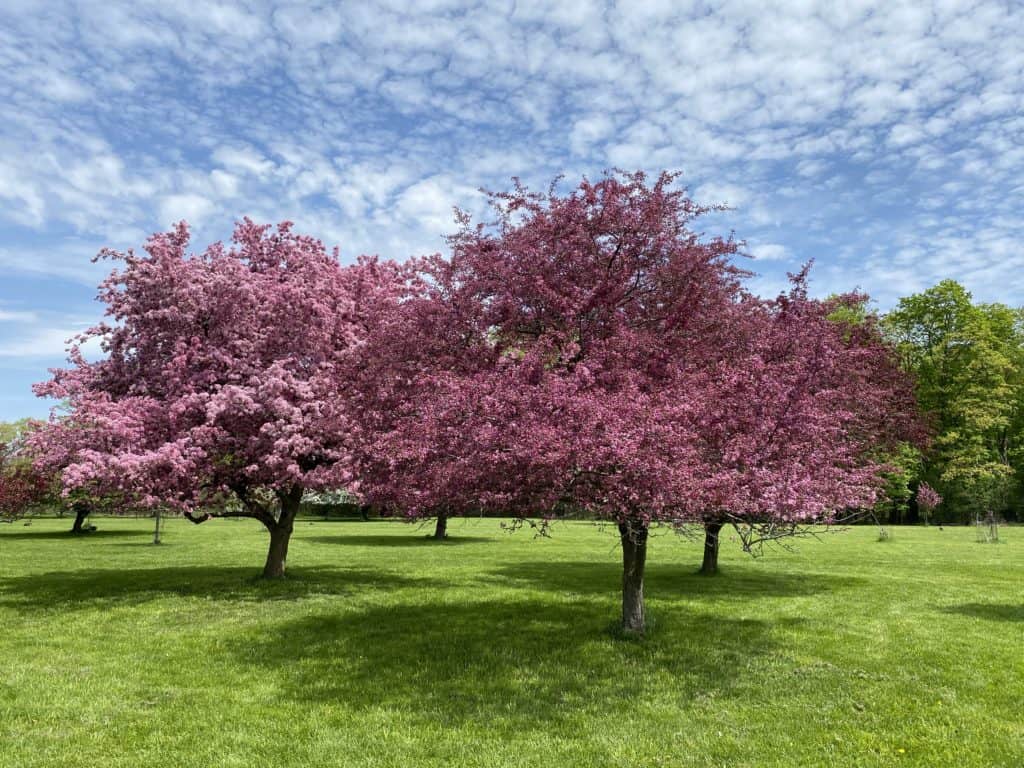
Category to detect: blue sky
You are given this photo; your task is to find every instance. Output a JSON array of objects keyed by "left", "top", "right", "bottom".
[{"left": 1, "top": 0, "right": 1022, "bottom": 421}]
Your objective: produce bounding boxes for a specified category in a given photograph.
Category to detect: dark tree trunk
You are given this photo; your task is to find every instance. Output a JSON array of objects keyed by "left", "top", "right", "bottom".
[
  {"left": 619, "top": 520, "right": 649, "bottom": 634},
  {"left": 262, "top": 486, "right": 302, "bottom": 579},
  {"left": 889, "top": 502, "right": 901, "bottom": 526},
  {"left": 700, "top": 521, "right": 723, "bottom": 575},
  {"left": 433, "top": 513, "right": 448, "bottom": 540},
  {"left": 263, "top": 525, "right": 292, "bottom": 578},
  {"left": 70, "top": 503, "right": 90, "bottom": 534}
]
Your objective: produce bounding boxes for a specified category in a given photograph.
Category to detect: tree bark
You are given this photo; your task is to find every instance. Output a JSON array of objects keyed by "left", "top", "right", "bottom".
[
  {"left": 70, "top": 502, "right": 91, "bottom": 534},
  {"left": 619, "top": 520, "right": 648, "bottom": 634},
  {"left": 433, "top": 513, "right": 448, "bottom": 540},
  {"left": 262, "top": 486, "right": 302, "bottom": 579},
  {"left": 700, "top": 521, "right": 723, "bottom": 575}
]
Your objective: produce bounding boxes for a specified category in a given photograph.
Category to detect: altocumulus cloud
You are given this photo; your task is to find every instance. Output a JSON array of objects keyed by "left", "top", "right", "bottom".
[{"left": 0, "top": 0, "right": 1022, "bottom": 418}]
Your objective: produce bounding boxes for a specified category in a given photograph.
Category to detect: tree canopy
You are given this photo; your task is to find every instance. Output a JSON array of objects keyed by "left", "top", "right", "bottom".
[
  {"left": 884, "top": 280, "right": 1024, "bottom": 522},
  {"left": 32, "top": 219, "right": 408, "bottom": 575}
]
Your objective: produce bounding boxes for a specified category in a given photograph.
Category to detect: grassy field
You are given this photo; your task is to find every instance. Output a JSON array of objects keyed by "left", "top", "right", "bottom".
[{"left": 0, "top": 517, "right": 1021, "bottom": 767}]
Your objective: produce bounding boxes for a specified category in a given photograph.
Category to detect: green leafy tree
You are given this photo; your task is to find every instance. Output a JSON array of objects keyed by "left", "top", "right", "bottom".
[
  {"left": 884, "top": 281, "right": 1024, "bottom": 522},
  {"left": 874, "top": 442, "right": 924, "bottom": 525}
]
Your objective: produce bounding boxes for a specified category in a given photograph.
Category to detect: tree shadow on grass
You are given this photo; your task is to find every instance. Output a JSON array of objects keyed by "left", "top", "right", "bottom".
[
  {"left": 233, "top": 598, "right": 784, "bottom": 733},
  {"left": 940, "top": 603, "right": 1024, "bottom": 622},
  {"left": 0, "top": 565, "right": 439, "bottom": 613},
  {"left": 485, "top": 560, "right": 860, "bottom": 600},
  {"left": 303, "top": 533, "right": 494, "bottom": 547},
  {"left": 0, "top": 528, "right": 149, "bottom": 541}
]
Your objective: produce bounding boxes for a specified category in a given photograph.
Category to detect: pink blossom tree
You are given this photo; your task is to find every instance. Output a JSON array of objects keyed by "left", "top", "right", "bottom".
[
  {"left": 0, "top": 424, "right": 51, "bottom": 523},
  {"left": 354, "top": 171, "right": 748, "bottom": 631},
  {"left": 348, "top": 251, "right": 549, "bottom": 539},
  {"left": 687, "top": 278, "right": 924, "bottom": 575},
  {"left": 33, "top": 220, "right": 403, "bottom": 576},
  {"left": 355, "top": 171, "right": 921, "bottom": 633},
  {"left": 916, "top": 481, "right": 942, "bottom": 525}
]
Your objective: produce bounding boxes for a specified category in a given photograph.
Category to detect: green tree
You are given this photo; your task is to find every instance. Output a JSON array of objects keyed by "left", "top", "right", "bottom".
[{"left": 884, "top": 281, "right": 1024, "bottom": 522}]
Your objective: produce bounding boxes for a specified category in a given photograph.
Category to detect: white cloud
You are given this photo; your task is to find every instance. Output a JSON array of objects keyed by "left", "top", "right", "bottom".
[
  {"left": 212, "top": 146, "right": 276, "bottom": 178},
  {"left": 0, "top": 308, "right": 38, "bottom": 322},
  {"left": 0, "top": 324, "right": 103, "bottom": 359},
  {"left": 158, "top": 193, "right": 216, "bottom": 228},
  {"left": 0, "top": 0, "right": 1021, "bottom": 309},
  {"left": 272, "top": 5, "right": 343, "bottom": 46},
  {"left": 749, "top": 243, "right": 790, "bottom": 262},
  {"left": 693, "top": 182, "right": 749, "bottom": 208}
]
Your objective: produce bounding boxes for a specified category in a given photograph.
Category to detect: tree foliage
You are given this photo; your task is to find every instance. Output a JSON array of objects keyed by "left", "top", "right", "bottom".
[
  {"left": 352, "top": 171, "right": 919, "bottom": 631},
  {"left": 32, "top": 220, "right": 407, "bottom": 575},
  {"left": 884, "top": 280, "right": 1024, "bottom": 521},
  {"left": 0, "top": 420, "right": 50, "bottom": 523}
]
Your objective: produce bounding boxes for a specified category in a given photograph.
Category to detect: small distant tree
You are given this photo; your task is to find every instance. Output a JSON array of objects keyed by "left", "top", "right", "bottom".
[
  {"left": 0, "top": 426, "right": 50, "bottom": 523},
  {"left": 350, "top": 249, "right": 531, "bottom": 540},
  {"left": 916, "top": 482, "right": 942, "bottom": 525}
]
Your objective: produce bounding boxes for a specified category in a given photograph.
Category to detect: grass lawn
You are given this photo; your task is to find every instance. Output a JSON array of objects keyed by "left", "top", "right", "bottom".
[{"left": 0, "top": 517, "right": 1021, "bottom": 767}]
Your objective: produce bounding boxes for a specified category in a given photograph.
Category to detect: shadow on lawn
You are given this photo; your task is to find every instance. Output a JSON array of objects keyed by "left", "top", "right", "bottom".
[
  {"left": 235, "top": 598, "right": 785, "bottom": 731},
  {"left": 486, "top": 560, "right": 860, "bottom": 600},
  {"left": 941, "top": 603, "right": 1024, "bottom": 622},
  {"left": 0, "top": 527, "right": 149, "bottom": 541},
  {"left": 304, "top": 533, "right": 494, "bottom": 547},
  {"left": 0, "top": 565, "right": 437, "bottom": 612}
]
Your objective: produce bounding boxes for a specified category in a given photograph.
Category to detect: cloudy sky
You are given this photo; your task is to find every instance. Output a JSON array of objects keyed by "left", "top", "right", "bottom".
[{"left": 1, "top": 0, "right": 1022, "bottom": 420}]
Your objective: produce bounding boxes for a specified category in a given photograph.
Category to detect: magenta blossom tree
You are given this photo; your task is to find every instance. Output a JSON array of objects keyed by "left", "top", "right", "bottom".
[
  {"left": 354, "top": 171, "right": 750, "bottom": 631},
  {"left": 916, "top": 482, "right": 942, "bottom": 524},
  {"left": 356, "top": 171, "right": 922, "bottom": 633},
  {"left": 0, "top": 426, "right": 51, "bottom": 523},
  {"left": 686, "top": 277, "right": 924, "bottom": 575},
  {"left": 349, "top": 250, "right": 551, "bottom": 539},
  {"left": 33, "top": 220, "right": 404, "bottom": 576}
]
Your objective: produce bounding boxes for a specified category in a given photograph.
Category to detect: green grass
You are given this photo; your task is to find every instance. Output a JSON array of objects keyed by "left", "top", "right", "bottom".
[{"left": 0, "top": 518, "right": 1021, "bottom": 767}]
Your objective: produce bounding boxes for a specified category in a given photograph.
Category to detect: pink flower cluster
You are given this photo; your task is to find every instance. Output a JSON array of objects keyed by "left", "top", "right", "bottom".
[
  {"left": 31, "top": 219, "right": 409, "bottom": 515},
  {"left": 917, "top": 482, "right": 942, "bottom": 512}
]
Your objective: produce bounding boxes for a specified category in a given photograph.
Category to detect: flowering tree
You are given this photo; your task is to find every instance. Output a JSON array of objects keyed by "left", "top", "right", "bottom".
[
  {"left": 916, "top": 482, "right": 942, "bottom": 525},
  {"left": 33, "top": 220, "right": 401, "bottom": 576},
  {"left": 689, "top": 280, "right": 923, "bottom": 575},
  {"left": 0, "top": 423, "right": 51, "bottom": 523},
  {"left": 349, "top": 251, "right": 547, "bottom": 539},
  {"left": 356, "top": 171, "right": 922, "bottom": 633},
  {"left": 355, "top": 171, "right": 750, "bottom": 631}
]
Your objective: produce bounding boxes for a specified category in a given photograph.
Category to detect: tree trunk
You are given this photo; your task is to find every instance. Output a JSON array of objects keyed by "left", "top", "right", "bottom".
[
  {"left": 619, "top": 520, "right": 648, "bottom": 634},
  {"left": 433, "top": 513, "right": 448, "bottom": 540},
  {"left": 70, "top": 503, "right": 90, "bottom": 534},
  {"left": 263, "top": 525, "right": 292, "bottom": 578},
  {"left": 700, "top": 521, "right": 723, "bottom": 575},
  {"left": 262, "top": 486, "right": 302, "bottom": 578}
]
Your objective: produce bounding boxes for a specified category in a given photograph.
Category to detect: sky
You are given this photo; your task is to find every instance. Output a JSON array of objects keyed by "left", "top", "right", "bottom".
[{"left": 1, "top": 0, "right": 1022, "bottom": 421}]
